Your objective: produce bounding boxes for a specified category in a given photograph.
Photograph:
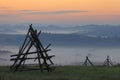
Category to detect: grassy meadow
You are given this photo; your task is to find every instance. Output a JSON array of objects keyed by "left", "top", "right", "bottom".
[{"left": 0, "top": 66, "right": 120, "bottom": 80}]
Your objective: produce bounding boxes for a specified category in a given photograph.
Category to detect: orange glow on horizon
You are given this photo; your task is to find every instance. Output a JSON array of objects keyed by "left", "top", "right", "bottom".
[
  {"left": 0, "top": 0, "right": 120, "bottom": 25},
  {"left": 0, "top": 0, "right": 120, "bottom": 12}
]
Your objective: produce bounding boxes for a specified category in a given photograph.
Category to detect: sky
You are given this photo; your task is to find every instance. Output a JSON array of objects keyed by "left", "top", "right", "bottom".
[{"left": 0, "top": 0, "right": 120, "bottom": 25}]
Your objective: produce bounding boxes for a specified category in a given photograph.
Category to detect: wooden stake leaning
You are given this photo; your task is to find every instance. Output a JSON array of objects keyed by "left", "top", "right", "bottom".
[
  {"left": 10, "top": 24, "right": 55, "bottom": 72},
  {"left": 83, "top": 56, "right": 94, "bottom": 66},
  {"left": 103, "top": 55, "right": 113, "bottom": 66}
]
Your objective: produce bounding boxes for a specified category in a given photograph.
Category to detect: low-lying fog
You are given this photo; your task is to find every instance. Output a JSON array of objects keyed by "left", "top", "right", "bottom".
[{"left": 0, "top": 45, "right": 120, "bottom": 66}]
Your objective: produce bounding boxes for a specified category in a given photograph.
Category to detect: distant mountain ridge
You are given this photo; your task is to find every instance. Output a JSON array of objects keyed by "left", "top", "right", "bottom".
[
  {"left": 0, "top": 24, "right": 120, "bottom": 47},
  {"left": 0, "top": 33, "right": 120, "bottom": 47},
  {"left": 0, "top": 24, "right": 120, "bottom": 37}
]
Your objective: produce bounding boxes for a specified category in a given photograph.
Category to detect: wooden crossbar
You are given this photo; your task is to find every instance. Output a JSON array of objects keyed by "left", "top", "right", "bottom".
[{"left": 10, "top": 24, "right": 55, "bottom": 72}]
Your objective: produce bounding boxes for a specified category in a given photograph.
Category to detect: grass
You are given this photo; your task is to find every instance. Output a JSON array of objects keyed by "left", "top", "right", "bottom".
[{"left": 0, "top": 66, "right": 120, "bottom": 80}]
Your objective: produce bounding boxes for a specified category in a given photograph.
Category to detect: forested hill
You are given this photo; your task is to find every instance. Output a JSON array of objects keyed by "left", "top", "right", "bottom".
[{"left": 0, "top": 33, "right": 120, "bottom": 47}]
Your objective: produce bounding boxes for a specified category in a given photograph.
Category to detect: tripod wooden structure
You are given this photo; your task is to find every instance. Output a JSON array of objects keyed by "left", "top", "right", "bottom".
[
  {"left": 10, "top": 24, "right": 55, "bottom": 72},
  {"left": 83, "top": 56, "right": 94, "bottom": 66},
  {"left": 103, "top": 56, "right": 113, "bottom": 66}
]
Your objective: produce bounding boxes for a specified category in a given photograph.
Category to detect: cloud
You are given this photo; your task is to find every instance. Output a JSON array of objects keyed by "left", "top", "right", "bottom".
[
  {"left": 0, "top": 6, "right": 8, "bottom": 9},
  {"left": 19, "top": 10, "right": 39, "bottom": 12},
  {"left": 20, "top": 10, "right": 88, "bottom": 15},
  {"left": 111, "top": 15, "right": 120, "bottom": 17},
  {"left": 0, "top": 9, "right": 88, "bottom": 15},
  {"left": 0, "top": 14, "right": 19, "bottom": 18}
]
